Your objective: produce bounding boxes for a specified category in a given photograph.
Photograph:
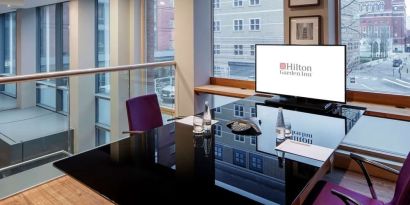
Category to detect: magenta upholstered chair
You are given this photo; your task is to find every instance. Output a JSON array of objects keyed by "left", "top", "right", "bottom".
[
  {"left": 309, "top": 152, "right": 410, "bottom": 205},
  {"left": 125, "top": 94, "right": 163, "bottom": 133}
]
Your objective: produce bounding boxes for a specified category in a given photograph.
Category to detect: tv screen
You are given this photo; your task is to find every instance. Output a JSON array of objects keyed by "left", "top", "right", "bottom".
[{"left": 256, "top": 45, "right": 346, "bottom": 103}]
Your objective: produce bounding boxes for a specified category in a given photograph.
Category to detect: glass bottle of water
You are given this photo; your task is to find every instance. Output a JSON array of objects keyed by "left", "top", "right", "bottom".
[
  {"left": 203, "top": 101, "right": 212, "bottom": 131},
  {"left": 276, "top": 107, "right": 285, "bottom": 140}
]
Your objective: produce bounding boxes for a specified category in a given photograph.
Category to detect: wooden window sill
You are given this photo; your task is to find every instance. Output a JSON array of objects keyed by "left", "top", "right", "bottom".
[
  {"left": 194, "top": 84, "right": 410, "bottom": 121},
  {"left": 194, "top": 85, "right": 255, "bottom": 98}
]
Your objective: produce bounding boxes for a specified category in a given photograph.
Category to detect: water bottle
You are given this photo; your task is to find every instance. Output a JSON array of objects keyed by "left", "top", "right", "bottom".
[
  {"left": 203, "top": 101, "right": 212, "bottom": 131},
  {"left": 276, "top": 107, "right": 285, "bottom": 140}
]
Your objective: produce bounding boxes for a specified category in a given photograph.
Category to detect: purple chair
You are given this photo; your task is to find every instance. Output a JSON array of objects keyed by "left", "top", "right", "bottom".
[
  {"left": 125, "top": 94, "right": 163, "bottom": 133},
  {"left": 309, "top": 152, "right": 410, "bottom": 205}
]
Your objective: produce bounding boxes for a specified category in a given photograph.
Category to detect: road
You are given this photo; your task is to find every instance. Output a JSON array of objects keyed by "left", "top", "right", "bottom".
[{"left": 348, "top": 57, "right": 410, "bottom": 96}]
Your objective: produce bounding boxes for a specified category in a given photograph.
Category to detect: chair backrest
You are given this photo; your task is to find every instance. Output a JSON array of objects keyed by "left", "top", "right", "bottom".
[
  {"left": 126, "top": 94, "right": 163, "bottom": 132},
  {"left": 391, "top": 152, "right": 410, "bottom": 205}
]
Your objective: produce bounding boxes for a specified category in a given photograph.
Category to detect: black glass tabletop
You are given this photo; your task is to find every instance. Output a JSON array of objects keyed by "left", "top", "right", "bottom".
[{"left": 54, "top": 96, "right": 365, "bottom": 205}]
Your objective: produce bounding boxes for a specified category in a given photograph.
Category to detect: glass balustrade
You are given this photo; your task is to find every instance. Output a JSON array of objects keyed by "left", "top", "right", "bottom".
[{"left": 0, "top": 63, "right": 175, "bottom": 198}]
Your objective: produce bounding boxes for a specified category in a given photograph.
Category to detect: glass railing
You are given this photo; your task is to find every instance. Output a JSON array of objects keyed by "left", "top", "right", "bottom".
[{"left": 0, "top": 61, "right": 175, "bottom": 198}]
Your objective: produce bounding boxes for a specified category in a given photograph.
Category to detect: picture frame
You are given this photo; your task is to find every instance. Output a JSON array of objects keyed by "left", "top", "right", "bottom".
[
  {"left": 289, "top": 16, "right": 321, "bottom": 45},
  {"left": 289, "top": 0, "right": 320, "bottom": 7}
]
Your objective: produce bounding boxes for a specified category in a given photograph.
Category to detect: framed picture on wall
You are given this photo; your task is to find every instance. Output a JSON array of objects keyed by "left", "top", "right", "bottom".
[
  {"left": 289, "top": 16, "right": 321, "bottom": 45},
  {"left": 289, "top": 0, "right": 320, "bottom": 7}
]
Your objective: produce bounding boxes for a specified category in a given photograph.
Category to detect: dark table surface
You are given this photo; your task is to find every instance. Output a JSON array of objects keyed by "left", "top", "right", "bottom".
[{"left": 54, "top": 96, "right": 365, "bottom": 205}]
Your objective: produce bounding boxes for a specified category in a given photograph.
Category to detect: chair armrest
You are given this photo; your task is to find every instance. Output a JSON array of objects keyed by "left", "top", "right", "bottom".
[
  {"left": 122, "top": 131, "right": 145, "bottom": 135},
  {"left": 350, "top": 153, "right": 400, "bottom": 199},
  {"left": 331, "top": 189, "right": 362, "bottom": 205}
]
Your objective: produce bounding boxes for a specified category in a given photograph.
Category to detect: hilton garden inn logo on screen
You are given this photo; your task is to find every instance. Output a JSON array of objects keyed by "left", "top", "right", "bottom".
[{"left": 279, "top": 62, "right": 313, "bottom": 77}]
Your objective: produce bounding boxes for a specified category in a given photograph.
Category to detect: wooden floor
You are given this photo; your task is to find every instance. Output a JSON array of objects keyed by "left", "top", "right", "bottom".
[
  {"left": 0, "top": 176, "right": 113, "bottom": 205},
  {"left": 0, "top": 169, "right": 395, "bottom": 205},
  {"left": 325, "top": 168, "right": 396, "bottom": 202}
]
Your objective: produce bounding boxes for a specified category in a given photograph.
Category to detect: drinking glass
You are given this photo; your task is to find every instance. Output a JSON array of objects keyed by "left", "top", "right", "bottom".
[
  {"left": 193, "top": 116, "right": 204, "bottom": 133},
  {"left": 284, "top": 122, "right": 292, "bottom": 138}
]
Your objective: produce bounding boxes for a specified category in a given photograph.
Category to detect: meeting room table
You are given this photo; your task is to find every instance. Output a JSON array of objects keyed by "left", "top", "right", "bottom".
[{"left": 54, "top": 96, "right": 365, "bottom": 205}]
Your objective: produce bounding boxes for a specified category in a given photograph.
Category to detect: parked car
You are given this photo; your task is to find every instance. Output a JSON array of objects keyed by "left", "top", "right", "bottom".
[
  {"left": 393, "top": 58, "right": 402, "bottom": 67},
  {"left": 161, "top": 85, "right": 175, "bottom": 103}
]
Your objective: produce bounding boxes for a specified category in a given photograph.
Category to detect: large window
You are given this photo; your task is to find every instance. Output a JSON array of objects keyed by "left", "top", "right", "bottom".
[
  {"left": 213, "top": 1, "right": 284, "bottom": 79},
  {"left": 341, "top": 0, "right": 410, "bottom": 96},
  {"left": 95, "top": 0, "right": 111, "bottom": 146},
  {"left": 0, "top": 12, "right": 16, "bottom": 97},
  {"left": 145, "top": 0, "right": 175, "bottom": 110},
  {"left": 37, "top": 3, "right": 69, "bottom": 112}
]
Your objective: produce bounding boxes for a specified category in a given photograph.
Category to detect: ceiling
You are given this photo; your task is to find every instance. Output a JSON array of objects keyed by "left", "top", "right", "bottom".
[{"left": 0, "top": 0, "right": 68, "bottom": 14}]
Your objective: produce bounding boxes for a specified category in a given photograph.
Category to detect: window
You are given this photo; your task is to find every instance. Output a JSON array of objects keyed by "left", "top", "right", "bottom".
[
  {"left": 234, "top": 134, "right": 245, "bottom": 142},
  {"left": 233, "top": 0, "right": 243, "bottom": 7},
  {"left": 213, "top": 1, "right": 284, "bottom": 80},
  {"left": 233, "top": 149, "right": 246, "bottom": 167},
  {"left": 95, "top": 0, "right": 111, "bottom": 145},
  {"left": 234, "top": 104, "right": 244, "bottom": 116},
  {"left": 250, "top": 45, "right": 255, "bottom": 56},
  {"left": 146, "top": 0, "right": 175, "bottom": 62},
  {"left": 233, "top": 19, "right": 243, "bottom": 31},
  {"left": 249, "top": 0, "right": 260, "bottom": 6},
  {"left": 213, "top": 0, "right": 220, "bottom": 9},
  {"left": 234, "top": 45, "right": 243, "bottom": 55},
  {"left": 214, "top": 44, "right": 221, "bottom": 55},
  {"left": 250, "top": 107, "right": 256, "bottom": 117},
  {"left": 215, "top": 106, "right": 221, "bottom": 113},
  {"left": 341, "top": 0, "right": 410, "bottom": 96},
  {"left": 96, "top": 127, "right": 110, "bottom": 146},
  {"left": 250, "top": 136, "right": 256, "bottom": 145},
  {"left": 215, "top": 144, "right": 223, "bottom": 160},
  {"left": 249, "top": 153, "right": 263, "bottom": 172},
  {"left": 37, "top": 3, "right": 69, "bottom": 112},
  {"left": 96, "top": 0, "right": 110, "bottom": 94},
  {"left": 145, "top": 0, "right": 176, "bottom": 110},
  {"left": 249, "top": 18, "right": 260, "bottom": 31},
  {"left": 214, "top": 124, "right": 222, "bottom": 137},
  {"left": 213, "top": 21, "right": 220, "bottom": 32},
  {"left": 0, "top": 12, "right": 16, "bottom": 97}
]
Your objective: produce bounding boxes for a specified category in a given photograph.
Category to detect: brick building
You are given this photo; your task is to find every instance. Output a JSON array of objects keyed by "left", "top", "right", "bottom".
[{"left": 359, "top": 0, "right": 407, "bottom": 60}]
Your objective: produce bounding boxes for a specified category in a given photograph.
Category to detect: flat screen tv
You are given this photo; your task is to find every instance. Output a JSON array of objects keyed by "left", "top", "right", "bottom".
[{"left": 256, "top": 45, "right": 346, "bottom": 103}]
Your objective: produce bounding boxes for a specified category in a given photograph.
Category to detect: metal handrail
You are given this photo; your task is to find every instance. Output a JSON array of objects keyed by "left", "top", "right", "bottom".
[{"left": 0, "top": 61, "right": 176, "bottom": 84}]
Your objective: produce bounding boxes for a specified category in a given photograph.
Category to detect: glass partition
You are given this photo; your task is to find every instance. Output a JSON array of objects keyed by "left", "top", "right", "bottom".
[{"left": 0, "top": 64, "right": 175, "bottom": 198}]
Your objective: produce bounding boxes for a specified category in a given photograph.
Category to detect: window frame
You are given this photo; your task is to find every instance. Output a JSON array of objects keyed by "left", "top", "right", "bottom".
[
  {"left": 249, "top": 153, "right": 263, "bottom": 172},
  {"left": 233, "top": 19, "right": 244, "bottom": 31},
  {"left": 249, "top": 18, "right": 260, "bottom": 31},
  {"left": 233, "top": 0, "right": 244, "bottom": 7},
  {"left": 234, "top": 134, "right": 245, "bottom": 143},
  {"left": 233, "top": 149, "right": 246, "bottom": 167},
  {"left": 209, "top": 1, "right": 410, "bottom": 110},
  {"left": 213, "top": 20, "right": 221, "bottom": 32},
  {"left": 36, "top": 3, "right": 69, "bottom": 114},
  {"left": 215, "top": 144, "right": 223, "bottom": 160},
  {"left": 234, "top": 104, "right": 244, "bottom": 117},
  {"left": 335, "top": 1, "right": 410, "bottom": 108},
  {"left": 214, "top": 124, "right": 222, "bottom": 137},
  {"left": 214, "top": 44, "right": 221, "bottom": 55},
  {"left": 249, "top": 0, "right": 260, "bottom": 6},
  {"left": 233, "top": 44, "right": 244, "bottom": 55}
]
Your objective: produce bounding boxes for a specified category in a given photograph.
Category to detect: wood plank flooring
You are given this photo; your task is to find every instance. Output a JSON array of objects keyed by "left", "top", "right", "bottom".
[
  {"left": 325, "top": 168, "right": 396, "bottom": 202},
  {"left": 0, "top": 169, "right": 395, "bottom": 205},
  {"left": 0, "top": 176, "right": 113, "bottom": 205}
]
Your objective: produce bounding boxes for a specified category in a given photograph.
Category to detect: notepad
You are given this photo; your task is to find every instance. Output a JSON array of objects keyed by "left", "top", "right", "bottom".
[
  {"left": 176, "top": 116, "right": 218, "bottom": 126},
  {"left": 275, "top": 140, "right": 334, "bottom": 162}
]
